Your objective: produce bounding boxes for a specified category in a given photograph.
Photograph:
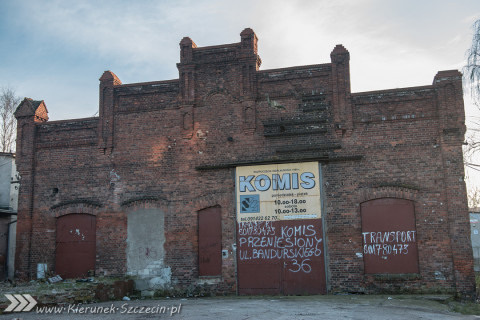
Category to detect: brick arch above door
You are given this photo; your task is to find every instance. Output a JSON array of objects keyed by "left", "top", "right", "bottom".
[
  {"left": 357, "top": 186, "right": 419, "bottom": 204},
  {"left": 51, "top": 200, "right": 102, "bottom": 218}
]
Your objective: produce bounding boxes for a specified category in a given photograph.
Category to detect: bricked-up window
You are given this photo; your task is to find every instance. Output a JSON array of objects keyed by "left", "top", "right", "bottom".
[
  {"left": 361, "top": 198, "right": 419, "bottom": 274},
  {"left": 198, "top": 207, "right": 222, "bottom": 276}
]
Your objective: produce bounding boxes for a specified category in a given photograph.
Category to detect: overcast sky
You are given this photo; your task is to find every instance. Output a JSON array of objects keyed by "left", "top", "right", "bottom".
[
  {"left": 1, "top": 0, "right": 480, "bottom": 185},
  {"left": 0, "top": 0, "right": 478, "bottom": 118}
]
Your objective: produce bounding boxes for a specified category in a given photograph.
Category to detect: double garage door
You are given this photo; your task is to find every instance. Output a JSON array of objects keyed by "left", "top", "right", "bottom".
[
  {"left": 237, "top": 219, "right": 326, "bottom": 295},
  {"left": 235, "top": 162, "right": 327, "bottom": 295}
]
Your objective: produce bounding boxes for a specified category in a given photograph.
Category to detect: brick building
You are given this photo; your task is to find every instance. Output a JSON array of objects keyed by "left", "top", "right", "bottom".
[
  {"left": 14, "top": 28, "right": 475, "bottom": 297},
  {"left": 0, "top": 153, "right": 18, "bottom": 280}
]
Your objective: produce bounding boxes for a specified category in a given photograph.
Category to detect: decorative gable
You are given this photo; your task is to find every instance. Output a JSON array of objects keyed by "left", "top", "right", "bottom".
[{"left": 14, "top": 98, "right": 49, "bottom": 122}]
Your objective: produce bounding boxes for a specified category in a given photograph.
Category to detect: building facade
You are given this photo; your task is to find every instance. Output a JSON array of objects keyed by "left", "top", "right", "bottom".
[
  {"left": 0, "top": 152, "right": 18, "bottom": 279},
  {"left": 470, "top": 211, "right": 480, "bottom": 272},
  {"left": 14, "top": 29, "right": 475, "bottom": 297}
]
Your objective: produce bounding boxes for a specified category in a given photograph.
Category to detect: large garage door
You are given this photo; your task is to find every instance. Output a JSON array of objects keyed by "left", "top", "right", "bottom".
[
  {"left": 237, "top": 219, "right": 326, "bottom": 295},
  {"left": 56, "top": 214, "right": 96, "bottom": 278},
  {"left": 236, "top": 162, "right": 326, "bottom": 295}
]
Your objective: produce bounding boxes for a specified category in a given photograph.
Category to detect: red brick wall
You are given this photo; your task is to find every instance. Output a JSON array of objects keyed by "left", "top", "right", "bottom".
[{"left": 14, "top": 29, "right": 475, "bottom": 297}]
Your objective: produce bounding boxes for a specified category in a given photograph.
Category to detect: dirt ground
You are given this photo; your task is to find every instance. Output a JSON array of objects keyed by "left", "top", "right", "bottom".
[
  {"left": 0, "top": 294, "right": 479, "bottom": 320},
  {"left": 0, "top": 279, "right": 479, "bottom": 319}
]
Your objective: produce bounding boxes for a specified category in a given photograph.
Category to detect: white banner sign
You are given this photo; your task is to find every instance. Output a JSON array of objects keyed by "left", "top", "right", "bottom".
[{"left": 236, "top": 162, "right": 321, "bottom": 222}]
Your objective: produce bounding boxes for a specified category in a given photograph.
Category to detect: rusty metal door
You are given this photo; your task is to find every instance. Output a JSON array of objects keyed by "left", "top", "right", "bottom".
[
  {"left": 361, "top": 198, "right": 419, "bottom": 274},
  {"left": 237, "top": 219, "right": 326, "bottom": 295},
  {"left": 198, "top": 207, "right": 222, "bottom": 276},
  {"left": 281, "top": 219, "right": 326, "bottom": 295},
  {"left": 56, "top": 214, "right": 96, "bottom": 278},
  {"left": 237, "top": 220, "right": 282, "bottom": 294}
]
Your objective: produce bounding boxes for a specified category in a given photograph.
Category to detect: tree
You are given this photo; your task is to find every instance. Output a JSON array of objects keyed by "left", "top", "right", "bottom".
[
  {"left": 465, "top": 19, "right": 480, "bottom": 107},
  {"left": 467, "top": 184, "right": 480, "bottom": 210},
  {"left": 464, "top": 19, "right": 480, "bottom": 210},
  {"left": 464, "top": 19, "right": 480, "bottom": 169},
  {"left": 464, "top": 20, "right": 480, "bottom": 169},
  {"left": 0, "top": 86, "right": 20, "bottom": 153}
]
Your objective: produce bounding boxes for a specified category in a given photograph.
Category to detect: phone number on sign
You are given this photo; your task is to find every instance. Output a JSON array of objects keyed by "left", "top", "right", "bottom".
[{"left": 240, "top": 215, "right": 280, "bottom": 222}]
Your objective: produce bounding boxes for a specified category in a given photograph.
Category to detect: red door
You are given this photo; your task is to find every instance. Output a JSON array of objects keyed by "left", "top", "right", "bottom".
[
  {"left": 281, "top": 219, "right": 326, "bottom": 295},
  {"left": 198, "top": 207, "right": 222, "bottom": 276},
  {"left": 237, "top": 219, "right": 326, "bottom": 295},
  {"left": 56, "top": 214, "right": 96, "bottom": 278},
  {"left": 361, "top": 198, "right": 419, "bottom": 274}
]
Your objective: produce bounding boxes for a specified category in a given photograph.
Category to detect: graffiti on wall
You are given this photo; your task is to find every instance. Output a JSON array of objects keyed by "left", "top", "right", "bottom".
[{"left": 237, "top": 221, "right": 322, "bottom": 274}]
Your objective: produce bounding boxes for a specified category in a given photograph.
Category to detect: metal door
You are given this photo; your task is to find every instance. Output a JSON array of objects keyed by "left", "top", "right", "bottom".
[
  {"left": 56, "top": 214, "right": 96, "bottom": 278},
  {"left": 361, "top": 198, "right": 418, "bottom": 274},
  {"left": 237, "top": 219, "right": 326, "bottom": 295},
  {"left": 237, "top": 220, "right": 282, "bottom": 294},
  {"left": 281, "top": 219, "right": 326, "bottom": 295},
  {"left": 198, "top": 207, "right": 222, "bottom": 276}
]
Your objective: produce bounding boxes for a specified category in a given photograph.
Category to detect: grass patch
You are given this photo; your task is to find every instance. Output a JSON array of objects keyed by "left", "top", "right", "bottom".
[
  {"left": 448, "top": 301, "right": 480, "bottom": 315},
  {"left": 446, "top": 272, "right": 480, "bottom": 315}
]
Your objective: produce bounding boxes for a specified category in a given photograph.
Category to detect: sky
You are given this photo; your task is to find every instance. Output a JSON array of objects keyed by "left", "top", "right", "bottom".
[{"left": 1, "top": 0, "right": 480, "bottom": 188}]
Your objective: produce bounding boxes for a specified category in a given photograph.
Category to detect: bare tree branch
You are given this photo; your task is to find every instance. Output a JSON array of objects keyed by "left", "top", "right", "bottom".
[
  {"left": 0, "top": 86, "right": 20, "bottom": 153},
  {"left": 464, "top": 20, "right": 480, "bottom": 108},
  {"left": 463, "top": 20, "right": 480, "bottom": 209},
  {"left": 467, "top": 185, "right": 480, "bottom": 209}
]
